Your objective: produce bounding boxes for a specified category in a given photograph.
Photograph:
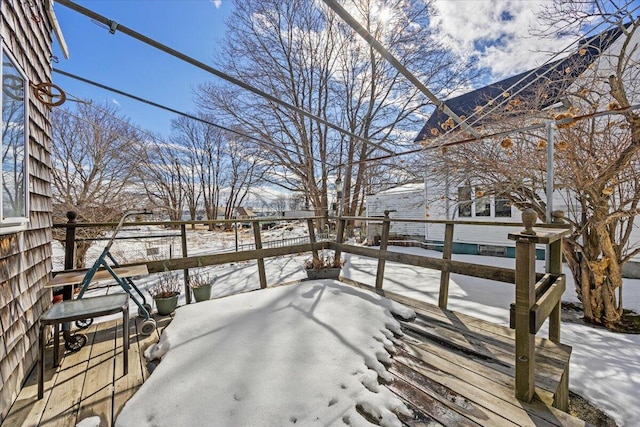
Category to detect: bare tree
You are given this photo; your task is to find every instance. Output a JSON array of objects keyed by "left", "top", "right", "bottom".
[
  {"left": 197, "top": 0, "right": 473, "bottom": 232},
  {"left": 427, "top": 4, "right": 640, "bottom": 327},
  {"left": 139, "top": 138, "right": 186, "bottom": 222},
  {"left": 170, "top": 116, "right": 224, "bottom": 229},
  {"left": 51, "top": 101, "right": 144, "bottom": 267},
  {"left": 221, "top": 137, "right": 267, "bottom": 219}
]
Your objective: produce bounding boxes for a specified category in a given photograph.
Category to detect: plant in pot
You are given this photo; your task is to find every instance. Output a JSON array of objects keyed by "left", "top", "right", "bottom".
[
  {"left": 304, "top": 253, "right": 345, "bottom": 280},
  {"left": 189, "top": 273, "right": 217, "bottom": 303},
  {"left": 149, "top": 273, "right": 182, "bottom": 315}
]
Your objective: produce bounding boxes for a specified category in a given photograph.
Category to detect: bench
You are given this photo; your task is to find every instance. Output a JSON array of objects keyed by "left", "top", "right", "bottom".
[{"left": 46, "top": 264, "right": 149, "bottom": 288}]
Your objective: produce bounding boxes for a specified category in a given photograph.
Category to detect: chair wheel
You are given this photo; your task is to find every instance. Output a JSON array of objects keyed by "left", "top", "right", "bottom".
[
  {"left": 65, "top": 334, "right": 87, "bottom": 352},
  {"left": 75, "top": 318, "right": 93, "bottom": 329},
  {"left": 138, "top": 303, "right": 152, "bottom": 318},
  {"left": 140, "top": 319, "right": 156, "bottom": 336}
]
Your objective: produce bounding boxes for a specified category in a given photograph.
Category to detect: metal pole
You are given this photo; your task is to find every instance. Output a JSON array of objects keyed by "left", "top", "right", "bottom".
[{"left": 546, "top": 121, "right": 555, "bottom": 271}]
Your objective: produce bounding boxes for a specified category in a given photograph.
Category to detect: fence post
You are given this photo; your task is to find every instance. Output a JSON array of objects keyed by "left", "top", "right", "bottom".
[
  {"left": 63, "top": 211, "right": 77, "bottom": 300},
  {"left": 307, "top": 219, "right": 319, "bottom": 262},
  {"left": 509, "top": 209, "right": 537, "bottom": 403},
  {"left": 548, "top": 210, "right": 565, "bottom": 343},
  {"left": 181, "top": 224, "right": 191, "bottom": 304},
  {"left": 438, "top": 223, "right": 454, "bottom": 309},
  {"left": 375, "top": 210, "right": 391, "bottom": 290},
  {"left": 334, "top": 216, "right": 346, "bottom": 262},
  {"left": 253, "top": 222, "right": 267, "bottom": 289}
]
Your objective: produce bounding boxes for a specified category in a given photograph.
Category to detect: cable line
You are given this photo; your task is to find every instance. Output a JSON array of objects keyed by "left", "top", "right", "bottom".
[
  {"left": 322, "top": 0, "right": 481, "bottom": 139},
  {"left": 52, "top": 68, "right": 327, "bottom": 165},
  {"left": 56, "top": 0, "right": 394, "bottom": 155}
]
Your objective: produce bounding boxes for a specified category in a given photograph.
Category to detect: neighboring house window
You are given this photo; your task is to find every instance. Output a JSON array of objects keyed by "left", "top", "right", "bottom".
[
  {"left": 1, "top": 44, "right": 29, "bottom": 231},
  {"left": 495, "top": 195, "right": 512, "bottom": 217},
  {"left": 457, "top": 186, "right": 471, "bottom": 217},
  {"left": 474, "top": 189, "right": 490, "bottom": 217}
]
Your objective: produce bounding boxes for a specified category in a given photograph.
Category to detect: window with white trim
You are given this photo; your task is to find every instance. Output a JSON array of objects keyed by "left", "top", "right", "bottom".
[{"left": 1, "top": 43, "right": 29, "bottom": 229}]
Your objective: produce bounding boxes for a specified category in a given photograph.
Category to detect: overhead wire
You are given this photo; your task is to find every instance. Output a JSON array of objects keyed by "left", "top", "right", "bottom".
[
  {"left": 55, "top": 0, "right": 394, "bottom": 155},
  {"left": 325, "top": 0, "right": 638, "bottom": 153},
  {"left": 327, "top": 1, "right": 640, "bottom": 167},
  {"left": 340, "top": 103, "right": 640, "bottom": 167},
  {"left": 52, "top": 68, "right": 330, "bottom": 166},
  {"left": 436, "top": 0, "right": 640, "bottom": 138}
]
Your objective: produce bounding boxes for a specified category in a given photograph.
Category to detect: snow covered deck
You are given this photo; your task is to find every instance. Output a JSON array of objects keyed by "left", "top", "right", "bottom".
[{"left": 3, "top": 284, "right": 585, "bottom": 427}]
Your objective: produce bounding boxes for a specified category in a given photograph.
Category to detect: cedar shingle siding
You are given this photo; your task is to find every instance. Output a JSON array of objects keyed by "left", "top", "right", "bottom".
[{"left": 0, "top": 0, "right": 54, "bottom": 421}]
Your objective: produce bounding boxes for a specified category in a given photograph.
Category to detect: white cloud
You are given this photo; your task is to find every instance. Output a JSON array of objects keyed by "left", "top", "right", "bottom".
[
  {"left": 430, "top": 0, "right": 580, "bottom": 79},
  {"left": 210, "top": 0, "right": 222, "bottom": 8}
]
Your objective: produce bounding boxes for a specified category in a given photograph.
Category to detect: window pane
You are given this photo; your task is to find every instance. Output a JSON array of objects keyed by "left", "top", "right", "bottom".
[
  {"left": 457, "top": 186, "right": 471, "bottom": 217},
  {"left": 495, "top": 197, "right": 512, "bottom": 217},
  {"left": 475, "top": 197, "right": 490, "bottom": 216},
  {"left": 2, "top": 52, "right": 26, "bottom": 218}
]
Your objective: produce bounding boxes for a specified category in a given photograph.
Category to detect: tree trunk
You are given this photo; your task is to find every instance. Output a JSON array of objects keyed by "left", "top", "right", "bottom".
[{"left": 564, "top": 234, "right": 624, "bottom": 327}]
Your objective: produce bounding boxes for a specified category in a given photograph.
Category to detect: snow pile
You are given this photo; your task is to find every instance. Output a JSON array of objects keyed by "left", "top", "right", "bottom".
[{"left": 117, "top": 281, "right": 415, "bottom": 427}]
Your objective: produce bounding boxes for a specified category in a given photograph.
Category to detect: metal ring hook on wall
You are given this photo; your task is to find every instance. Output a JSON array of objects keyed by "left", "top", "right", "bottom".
[{"left": 31, "top": 82, "right": 67, "bottom": 107}]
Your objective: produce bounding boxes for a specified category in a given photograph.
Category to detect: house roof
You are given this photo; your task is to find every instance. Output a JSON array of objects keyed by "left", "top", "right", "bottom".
[
  {"left": 415, "top": 25, "right": 625, "bottom": 142},
  {"left": 236, "top": 207, "right": 256, "bottom": 217}
]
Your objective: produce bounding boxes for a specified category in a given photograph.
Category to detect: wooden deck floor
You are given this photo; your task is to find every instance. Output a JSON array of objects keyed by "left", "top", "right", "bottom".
[
  {"left": 3, "top": 314, "right": 172, "bottom": 427},
  {"left": 4, "top": 285, "right": 588, "bottom": 427},
  {"left": 348, "top": 283, "right": 588, "bottom": 427}
]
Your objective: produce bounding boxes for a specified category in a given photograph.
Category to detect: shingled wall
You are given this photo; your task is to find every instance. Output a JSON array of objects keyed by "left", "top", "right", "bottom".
[{"left": 0, "top": 0, "right": 54, "bottom": 421}]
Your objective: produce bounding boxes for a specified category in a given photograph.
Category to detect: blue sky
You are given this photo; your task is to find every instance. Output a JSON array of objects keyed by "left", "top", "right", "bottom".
[
  {"left": 52, "top": 0, "right": 639, "bottom": 140},
  {"left": 52, "top": 0, "right": 231, "bottom": 137}
]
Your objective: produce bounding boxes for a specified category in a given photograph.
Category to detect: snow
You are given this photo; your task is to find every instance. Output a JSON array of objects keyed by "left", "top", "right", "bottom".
[
  {"left": 58, "top": 224, "right": 640, "bottom": 426},
  {"left": 75, "top": 416, "right": 101, "bottom": 427},
  {"left": 117, "top": 281, "right": 414, "bottom": 427}
]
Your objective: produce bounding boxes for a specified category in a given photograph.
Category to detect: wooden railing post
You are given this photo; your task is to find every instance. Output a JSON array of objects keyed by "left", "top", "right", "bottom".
[
  {"left": 438, "top": 223, "right": 454, "bottom": 309},
  {"left": 307, "top": 218, "right": 319, "bottom": 262},
  {"left": 509, "top": 209, "right": 538, "bottom": 403},
  {"left": 181, "top": 224, "right": 191, "bottom": 304},
  {"left": 375, "top": 210, "right": 391, "bottom": 290},
  {"left": 547, "top": 210, "right": 565, "bottom": 343},
  {"left": 63, "top": 211, "right": 77, "bottom": 300},
  {"left": 334, "top": 216, "right": 346, "bottom": 262},
  {"left": 253, "top": 222, "right": 267, "bottom": 289}
]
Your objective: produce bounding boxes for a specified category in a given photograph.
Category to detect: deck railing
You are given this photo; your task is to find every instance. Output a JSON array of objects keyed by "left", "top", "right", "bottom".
[{"left": 53, "top": 210, "right": 571, "bottom": 408}]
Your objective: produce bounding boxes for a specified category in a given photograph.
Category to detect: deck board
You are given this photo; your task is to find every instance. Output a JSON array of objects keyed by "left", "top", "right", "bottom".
[{"left": 76, "top": 321, "right": 117, "bottom": 426}]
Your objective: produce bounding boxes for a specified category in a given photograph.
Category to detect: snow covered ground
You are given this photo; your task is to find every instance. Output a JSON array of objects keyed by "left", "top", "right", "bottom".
[{"left": 52, "top": 224, "right": 640, "bottom": 426}]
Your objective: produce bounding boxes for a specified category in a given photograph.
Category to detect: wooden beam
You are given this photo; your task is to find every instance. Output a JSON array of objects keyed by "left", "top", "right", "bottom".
[
  {"left": 330, "top": 242, "right": 520, "bottom": 284},
  {"left": 514, "top": 238, "right": 536, "bottom": 403},
  {"left": 141, "top": 242, "right": 328, "bottom": 274},
  {"left": 253, "top": 222, "right": 267, "bottom": 289},
  {"left": 530, "top": 276, "right": 565, "bottom": 334},
  {"left": 181, "top": 224, "right": 191, "bottom": 304},
  {"left": 438, "top": 223, "right": 454, "bottom": 309},
  {"left": 375, "top": 213, "right": 391, "bottom": 290},
  {"left": 46, "top": 265, "right": 149, "bottom": 287}
]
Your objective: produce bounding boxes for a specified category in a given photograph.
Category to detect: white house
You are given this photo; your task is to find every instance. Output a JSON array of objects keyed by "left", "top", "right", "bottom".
[{"left": 367, "top": 23, "right": 640, "bottom": 277}]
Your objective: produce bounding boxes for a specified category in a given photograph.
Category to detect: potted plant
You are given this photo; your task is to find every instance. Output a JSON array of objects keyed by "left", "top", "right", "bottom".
[
  {"left": 189, "top": 273, "right": 217, "bottom": 303},
  {"left": 149, "top": 273, "right": 182, "bottom": 315},
  {"left": 304, "top": 253, "right": 345, "bottom": 280}
]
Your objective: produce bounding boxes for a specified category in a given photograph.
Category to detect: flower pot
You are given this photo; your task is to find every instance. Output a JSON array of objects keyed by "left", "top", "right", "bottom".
[
  {"left": 193, "top": 284, "right": 212, "bottom": 302},
  {"left": 154, "top": 293, "right": 179, "bottom": 315},
  {"left": 306, "top": 268, "right": 341, "bottom": 280}
]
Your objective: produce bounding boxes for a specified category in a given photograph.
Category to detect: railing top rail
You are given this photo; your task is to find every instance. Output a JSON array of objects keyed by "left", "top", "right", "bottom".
[
  {"left": 334, "top": 215, "right": 571, "bottom": 229},
  {"left": 53, "top": 216, "right": 327, "bottom": 228}
]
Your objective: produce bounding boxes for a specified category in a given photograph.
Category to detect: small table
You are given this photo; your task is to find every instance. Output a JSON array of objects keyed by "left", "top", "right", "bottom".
[{"left": 38, "top": 294, "right": 130, "bottom": 399}]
